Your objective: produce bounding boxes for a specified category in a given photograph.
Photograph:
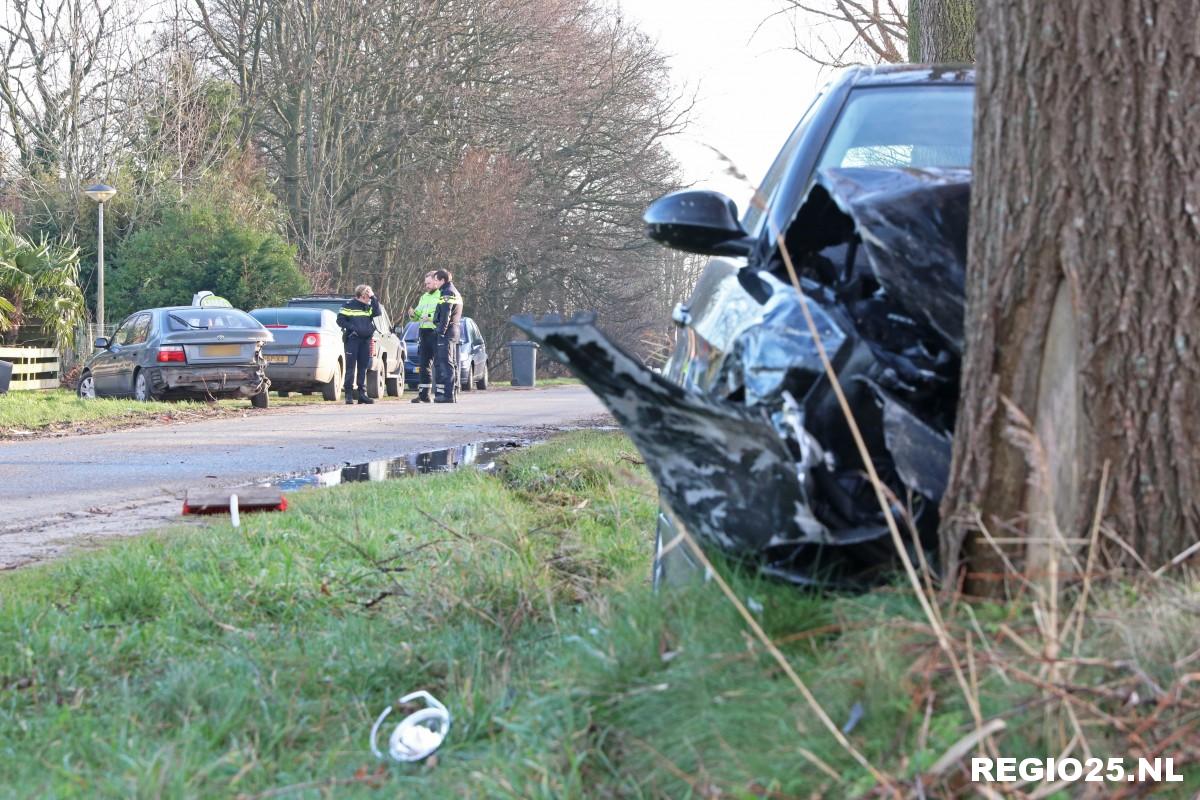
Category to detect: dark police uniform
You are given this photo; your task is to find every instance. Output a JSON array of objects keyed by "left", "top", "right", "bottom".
[
  {"left": 432, "top": 282, "right": 463, "bottom": 402},
  {"left": 337, "top": 295, "right": 381, "bottom": 401}
]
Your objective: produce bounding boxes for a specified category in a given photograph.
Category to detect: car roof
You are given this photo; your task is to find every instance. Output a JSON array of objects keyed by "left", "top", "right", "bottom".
[
  {"left": 845, "top": 63, "right": 974, "bottom": 87},
  {"left": 151, "top": 306, "right": 256, "bottom": 314}
]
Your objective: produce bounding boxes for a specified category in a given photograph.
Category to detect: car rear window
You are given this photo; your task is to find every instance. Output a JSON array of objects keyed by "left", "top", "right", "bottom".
[
  {"left": 817, "top": 86, "right": 973, "bottom": 170},
  {"left": 287, "top": 298, "right": 346, "bottom": 314},
  {"left": 167, "top": 309, "right": 262, "bottom": 331},
  {"left": 251, "top": 308, "right": 327, "bottom": 327}
]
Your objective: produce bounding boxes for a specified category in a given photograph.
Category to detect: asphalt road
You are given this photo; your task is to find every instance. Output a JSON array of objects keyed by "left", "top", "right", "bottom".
[{"left": 0, "top": 385, "right": 608, "bottom": 568}]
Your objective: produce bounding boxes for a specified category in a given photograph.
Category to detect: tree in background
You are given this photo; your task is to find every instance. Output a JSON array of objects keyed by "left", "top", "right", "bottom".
[
  {"left": 108, "top": 198, "right": 307, "bottom": 320},
  {"left": 2, "top": 0, "right": 695, "bottom": 365},
  {"left": 942, "top": 1, "right": 1200, "bottom": 591},
  {"left": 194, "top": 0, "right": 690, "bottom": 357},
  {"left": 0, "top": 212, "right": 85, "bottom": 346},
  {"left": 772, "top": 0, "right": 974, "bottom": 66}
]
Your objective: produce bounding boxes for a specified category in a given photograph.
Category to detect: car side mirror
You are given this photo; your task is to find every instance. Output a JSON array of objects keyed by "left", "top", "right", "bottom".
[
  {"left": 644, "top": 189, "right": 754, "bottom": 257},
  {"left": 94, "top": 337, "right": 109, "bottom": 349}
]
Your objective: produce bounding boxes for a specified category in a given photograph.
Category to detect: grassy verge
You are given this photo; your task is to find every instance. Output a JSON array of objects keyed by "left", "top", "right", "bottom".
[
  {"left": 0, "top": 389, "right": 192, "bottom": 433},
  {"left": 493, "top": 376, "right": 582, "bottom": 389},
  {"left": 0, "top": 389, "right": 357, "bottom": 437},
  {"left": 1, "top": 431, "right": 1196, "bottom": 798}
]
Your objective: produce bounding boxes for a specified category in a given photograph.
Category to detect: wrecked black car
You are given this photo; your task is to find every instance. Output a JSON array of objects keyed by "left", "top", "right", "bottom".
[{"left": 514, "top": 65, "right": 974, "bottom": 588}]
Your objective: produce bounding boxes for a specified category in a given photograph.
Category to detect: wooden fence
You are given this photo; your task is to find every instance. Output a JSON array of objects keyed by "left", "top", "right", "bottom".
[{"left": 0, "top": 346, "right": 61, "bottom": 391}]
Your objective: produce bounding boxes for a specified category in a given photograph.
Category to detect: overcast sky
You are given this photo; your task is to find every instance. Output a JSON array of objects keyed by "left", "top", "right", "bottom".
[{"left": 617, "top": 0, "right": 834, "bottom": 212}]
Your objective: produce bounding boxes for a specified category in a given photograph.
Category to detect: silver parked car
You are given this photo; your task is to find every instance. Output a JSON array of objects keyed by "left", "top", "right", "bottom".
[
  {"left": 249, "top": 307, "right": 346, "bottom": 401},
  {"left": 285, "top": 294, "right": 406, "bottom": 398},
  {"left": 78, "top": 306, "right": 272, "bottom": 406}
]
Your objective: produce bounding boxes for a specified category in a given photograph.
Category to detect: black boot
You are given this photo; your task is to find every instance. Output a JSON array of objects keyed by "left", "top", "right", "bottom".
[
  {"left": 357, "top": 390, "right": 375, "bottom": 405},
  {"left": 344, "top": 392, "right": 355, "bottom": 405},
  {"left": 410, "top": 390, "right": 431, "bottom": 403}
]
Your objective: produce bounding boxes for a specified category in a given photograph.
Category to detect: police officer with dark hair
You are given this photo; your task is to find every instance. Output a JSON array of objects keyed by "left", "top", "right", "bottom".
[
  {"left": 337, "top": 284, "right": 381, "bottom": 405},
  {"left": 431, "top": 269, "right": 463, "bottom": 403}
]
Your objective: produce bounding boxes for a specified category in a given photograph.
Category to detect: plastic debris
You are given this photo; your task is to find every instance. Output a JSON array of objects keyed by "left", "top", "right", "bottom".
[
  {"left": 181, "top": 487, "right": 287, "bottom": 516},
  {"left": 370, "top": 691, "right": 451, "bottom": 762}
]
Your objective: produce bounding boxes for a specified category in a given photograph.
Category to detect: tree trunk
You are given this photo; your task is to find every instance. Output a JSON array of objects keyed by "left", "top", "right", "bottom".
[
  {"left": 941, "top": 0, "right": 1200, "bottom": 595},
  {"left": 908, "top": 0, "right": 975, "bottom": 63}
]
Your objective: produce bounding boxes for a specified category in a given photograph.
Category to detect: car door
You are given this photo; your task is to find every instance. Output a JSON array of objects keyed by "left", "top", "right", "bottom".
[
  {"left": 115, "top": 313, "right": 154, "bottom": 395},
  {"left": 92, "top": 314, "right": 139, "bottom": 394},
  {"left": 373, "top": 307, "right": 401, "bottom": 373},
  {"left": 469, "top": 320, "right": 487, "bottom": 373},
  {"left": 458, "top": 321, "right": 472, "bottom": 377}
]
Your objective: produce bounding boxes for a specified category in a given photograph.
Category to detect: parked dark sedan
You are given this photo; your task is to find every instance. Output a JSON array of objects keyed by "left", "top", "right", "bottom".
[
  {"left": 78, "top": 307, "right": 272, "bottom": 406},
  {"left": 514, "top": 64, "right": 974, "bottom": 588},
  {"left": 402, "top": 316, "right": 489, "bottom": 391},
  {"left": 249, "top": 307, "right": 346, "bottom": 401}
]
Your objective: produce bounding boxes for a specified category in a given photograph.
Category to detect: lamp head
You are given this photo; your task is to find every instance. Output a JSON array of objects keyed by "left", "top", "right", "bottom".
[{"left": 84, "top": 183, "right": 117, "bottom": 203}]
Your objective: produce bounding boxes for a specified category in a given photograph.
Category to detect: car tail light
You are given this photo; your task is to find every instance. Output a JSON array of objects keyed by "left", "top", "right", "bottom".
[
  {"left": 157, "top": 346, "right": 186, "bottom": 363},
  {"left": 301, "top": 332, "right": 321, "bottom": 348},
  {"left": 369, "top": 338, "right": 377, "bottom": 356}
]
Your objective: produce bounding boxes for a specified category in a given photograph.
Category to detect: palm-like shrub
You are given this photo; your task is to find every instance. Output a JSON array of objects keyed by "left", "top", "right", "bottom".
[{"left": 0, "top": 212, "right": 85, "bottom": 347}]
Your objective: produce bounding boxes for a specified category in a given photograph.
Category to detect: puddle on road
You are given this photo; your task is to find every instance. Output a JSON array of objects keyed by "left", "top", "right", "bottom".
[{"left": 264, "top": 440, "right": 531, "bottom": 491}]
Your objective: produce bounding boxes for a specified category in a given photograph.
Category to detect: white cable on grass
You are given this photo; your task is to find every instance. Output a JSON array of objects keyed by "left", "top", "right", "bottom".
[{"left": 370, "top": 691, "right": 450, "bottom": 762}]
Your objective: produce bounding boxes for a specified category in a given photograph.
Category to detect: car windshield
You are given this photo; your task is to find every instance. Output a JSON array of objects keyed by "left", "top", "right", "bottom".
[
  {"left": 817, "top": 86, "right": 973, "bottom": 169},
  {"left": 251, "top": 308, "right": 327, "bottom": 327},
  {"left": 167, "top": 309, "right": 261, "bottom": 331}
]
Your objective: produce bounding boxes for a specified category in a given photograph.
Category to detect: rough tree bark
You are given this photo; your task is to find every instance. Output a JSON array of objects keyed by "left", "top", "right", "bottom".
[
  {"left": 907, "top": 0, "right": 975, "bottom": 62},
  {"left": 941, "top": 0, "right": 1200, "bottom": 594}
]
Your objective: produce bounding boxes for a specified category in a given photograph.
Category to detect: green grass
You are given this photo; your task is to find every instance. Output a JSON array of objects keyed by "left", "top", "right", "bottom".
[
  {"left": 494, "top": 376, "right": 582, "bottom": 389},
  {"left": 0, "top": 389, "right": 191, "bottom": 432},
  {"left": 1, "top": 431, "right": 1196, "bottom": 798},
  {"left": 0, "top": 389, "right": 348, "bottom": 435}
]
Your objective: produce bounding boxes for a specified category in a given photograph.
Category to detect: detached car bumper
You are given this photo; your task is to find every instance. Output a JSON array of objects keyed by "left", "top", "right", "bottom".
[{"left": 149, "top": 364, "right": 269, "bottom": 399}]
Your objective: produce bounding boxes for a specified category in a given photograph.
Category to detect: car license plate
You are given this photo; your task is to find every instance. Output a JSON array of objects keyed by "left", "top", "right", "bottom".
[
  {"left": 202, "top": 344, "right": 241, "bottom": 357},
  {"left": 264, "top": 354, "right": 288, "bottom": 364}
]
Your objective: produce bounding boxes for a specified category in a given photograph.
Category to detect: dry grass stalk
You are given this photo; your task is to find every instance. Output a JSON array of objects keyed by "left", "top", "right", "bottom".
[
  {"left": 659, "top": 504, "right": 900, "bottom": 795},
  {"left": 775, "top": 235, "right": 994, "bottom": 756}
]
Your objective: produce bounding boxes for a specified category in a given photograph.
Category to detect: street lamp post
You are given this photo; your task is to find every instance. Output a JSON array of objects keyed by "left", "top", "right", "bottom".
[{"left": 83, "top": 183, "right": 117, "bottom": 339}]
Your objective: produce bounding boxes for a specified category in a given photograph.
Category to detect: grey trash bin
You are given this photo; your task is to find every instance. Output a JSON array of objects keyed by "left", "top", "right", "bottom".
[
  {"left": 509, "top": 341, "right": 539, "bottom": 387},
  {"left": 0, "top": 360, "right": 11, "bottom": 395}
]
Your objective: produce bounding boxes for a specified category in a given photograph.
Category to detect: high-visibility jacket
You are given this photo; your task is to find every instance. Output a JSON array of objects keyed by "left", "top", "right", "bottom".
[
  {"left": 433, "top": 282, "right": 463, "bottom": 338},
  {"left": 337, "top": 296, "right": 381, "bottom": 340},
  {"left": 411, "top": 290, "right": 439, "bottom": 330}
]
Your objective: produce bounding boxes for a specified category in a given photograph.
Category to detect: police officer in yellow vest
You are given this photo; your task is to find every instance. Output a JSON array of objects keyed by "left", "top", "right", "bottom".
[{"left": 409, "top": 272, "right": 440, "bottom": 403}]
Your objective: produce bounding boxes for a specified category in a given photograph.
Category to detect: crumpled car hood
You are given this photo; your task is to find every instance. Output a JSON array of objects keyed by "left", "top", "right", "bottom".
[{"left": 514, "top": 168, "right": 969, "bottom": 586}]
